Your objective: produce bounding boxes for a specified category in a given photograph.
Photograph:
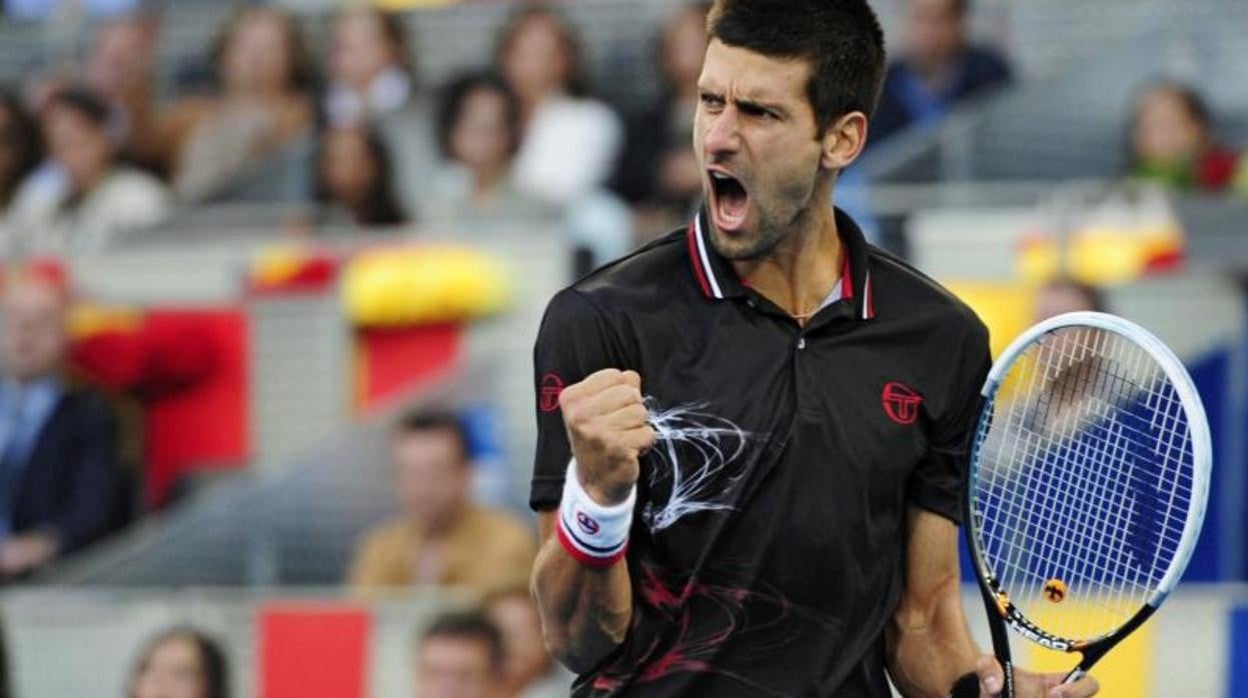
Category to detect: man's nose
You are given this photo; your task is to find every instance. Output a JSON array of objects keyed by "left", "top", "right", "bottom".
[{"left": 703, "top": 107, "right": 741, "bottom": 160}]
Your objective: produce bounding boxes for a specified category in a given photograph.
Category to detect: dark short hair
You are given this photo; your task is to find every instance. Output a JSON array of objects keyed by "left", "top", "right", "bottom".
[
  {"left": 129, "top": 627, "right": 230, "bottom": 698},
  {"left": 708, "top": 0, "right": 886, "bottom": 132},
  {"left": 436, "top": 71, "right": 522, "bottom": 162},
  {"left": 393, "top": 410, "right": 471, "bottom": 462},
  {"left": 419, "top": 611, "right": 504, "bottom": 674}
]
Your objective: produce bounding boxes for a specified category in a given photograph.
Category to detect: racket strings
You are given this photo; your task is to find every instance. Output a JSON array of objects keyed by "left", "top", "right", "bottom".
[{"left": 972, "top": 326, "right": 1195, "bottom": 643}]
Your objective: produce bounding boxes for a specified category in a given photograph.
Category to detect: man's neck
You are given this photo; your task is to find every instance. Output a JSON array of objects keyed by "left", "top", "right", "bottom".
[{"left": 731, "top": 201, "right": 843, "bottom": 326}]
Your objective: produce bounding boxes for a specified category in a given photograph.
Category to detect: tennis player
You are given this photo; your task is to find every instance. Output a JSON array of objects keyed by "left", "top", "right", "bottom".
[{"left": 529, "top": 1, "right": 1100, "bottom": 696}]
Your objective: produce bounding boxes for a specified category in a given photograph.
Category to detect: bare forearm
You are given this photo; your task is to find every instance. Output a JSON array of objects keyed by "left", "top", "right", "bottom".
[
  {"left": 531, "top": 534, "right": 634, "bottom": 674},
  {"left": 886, "top": 575, "right": 981, "bottom": 697}
]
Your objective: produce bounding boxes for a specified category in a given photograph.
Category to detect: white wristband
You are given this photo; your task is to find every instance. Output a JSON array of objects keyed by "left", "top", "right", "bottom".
[{"left": 556, "top": 459, "right": 635, "bottom": 567}]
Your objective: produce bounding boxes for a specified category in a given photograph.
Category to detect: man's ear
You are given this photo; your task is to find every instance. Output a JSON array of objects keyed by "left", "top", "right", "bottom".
[{"left": 820, "top": 111, "right": 869, "bottom": 171}]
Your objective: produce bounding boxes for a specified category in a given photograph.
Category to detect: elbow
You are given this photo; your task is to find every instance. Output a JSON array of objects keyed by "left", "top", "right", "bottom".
[{"left": 541, "top": 621, "right": 627, "bottom": 675}]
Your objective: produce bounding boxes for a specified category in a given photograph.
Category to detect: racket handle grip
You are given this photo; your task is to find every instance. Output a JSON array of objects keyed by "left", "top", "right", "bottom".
[{"left": 949, "top": 673, "right": 980, "bottom": 698}]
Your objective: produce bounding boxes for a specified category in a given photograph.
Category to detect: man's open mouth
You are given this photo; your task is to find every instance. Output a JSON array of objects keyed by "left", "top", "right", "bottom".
[{"left": 709, "top": 170, "right": 749, "bottom": 231}]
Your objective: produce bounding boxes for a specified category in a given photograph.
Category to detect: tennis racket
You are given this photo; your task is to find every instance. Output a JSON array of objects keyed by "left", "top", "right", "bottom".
[{"left": 949, "top": 311, "right": 1211, "bottom": 697}]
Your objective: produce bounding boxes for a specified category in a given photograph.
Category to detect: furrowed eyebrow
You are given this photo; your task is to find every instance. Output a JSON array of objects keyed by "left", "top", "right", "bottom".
[{"left": 736, "top": 98, "right": 788, "bottom": 118}]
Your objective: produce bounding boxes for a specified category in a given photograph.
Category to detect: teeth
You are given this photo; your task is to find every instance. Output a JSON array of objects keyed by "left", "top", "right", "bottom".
[{"left": 711, "top": 172, "right": 731, "bottom": 181}]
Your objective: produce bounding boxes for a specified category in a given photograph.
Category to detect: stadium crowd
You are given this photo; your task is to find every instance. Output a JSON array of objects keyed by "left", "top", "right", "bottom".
[{"left": 0, "top": 0, "right": 1245, "bottom": 696}]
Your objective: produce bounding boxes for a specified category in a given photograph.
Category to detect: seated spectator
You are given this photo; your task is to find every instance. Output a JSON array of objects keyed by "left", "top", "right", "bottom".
[
  {"left": 5, "top": 88, "right": 170, "bottom": 255},
  {"left": 1129, "top": 82, "right": 1247, "bottom": 196},
  {"left": 152, "top": 7, "right": 313, "bottom": 202},
  {"left": 0, "top": 91, "right": 41, "bottom": 218},
  {"left": 348, "top": 411, "right": 536, "bottom": 593},
  {"left": 84, "top": 12, "right": 162, "bottom": 173},
  {"left": 483, "top": 584, "right": 572, "bottom": 698},
  {"left": 496, "top": 6, "right": 623, "bottom": 206},
  {"left": 313, "top": 125, "right": 409, "bottom": 228},
  {"left": 324, "top": 7, "right": 417, "bottom": 127},
  {"left": 415, "top": 611, "right": 504, "bottom": 698},
  {"left": 127, "top": 626, "right": 229, "bottom": 698},
  {"left": 323, "top": 6, "right": 437, "bottom": 218},
  {"left": 426, "top": 72, "right": 554, "bottom": 228},
  {"left": 612, "top": 3, "right": 710, "bottom": 238},
  {"left": 0, "top": 271, "right": 127, "bottom": 579},
  {"left": 871, "top": 0, "right": 1013, "bottom": 145}
]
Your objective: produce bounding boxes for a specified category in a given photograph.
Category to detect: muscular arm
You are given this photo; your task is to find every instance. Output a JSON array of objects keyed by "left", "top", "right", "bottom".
[
  {"left": 886, "top": 507, "right": 980, "bottom": 697},
  {"left": 531, "top": 510, "right": 634, "bottom": 674},
  {"left": 885, "top": 509, "right": 1100, "bottom": 698},
  {"left": 529, "top": 368, "right": 653, "bottom": 675}
]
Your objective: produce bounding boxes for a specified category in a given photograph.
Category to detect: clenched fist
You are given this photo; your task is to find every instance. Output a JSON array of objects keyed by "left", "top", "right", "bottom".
[{"left": 560, "top": 368, "right": 657, "bottom": 506}]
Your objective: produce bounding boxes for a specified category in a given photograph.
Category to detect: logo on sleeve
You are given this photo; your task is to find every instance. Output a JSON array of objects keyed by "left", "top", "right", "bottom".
[
  {"left": 882, "top": 382, "right": 922, "bottom": 425},
  {"left": 540, "top": 373, "right": 565, "bottom": 413}
]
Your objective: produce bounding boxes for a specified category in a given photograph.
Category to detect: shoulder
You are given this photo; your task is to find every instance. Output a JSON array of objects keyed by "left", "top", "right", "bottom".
[
  {"left": 868, "top": 246, "right": 988, "bottom": 341},
  {"left": 550, "top": 228, "right": 690, "bottom": 319},
  {"left": 356, "top": 518, "right": 412, "bottom": 553}
]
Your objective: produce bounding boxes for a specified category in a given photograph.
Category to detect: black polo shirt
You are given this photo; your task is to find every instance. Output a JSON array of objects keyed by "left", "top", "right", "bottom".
[{"left": 531, "top": 208, "right": 991, "bottom": 697}]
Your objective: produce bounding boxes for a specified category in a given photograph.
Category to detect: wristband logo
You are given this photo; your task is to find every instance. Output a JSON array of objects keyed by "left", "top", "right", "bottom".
[
  {"left": 540, "top": 373, "right": 565, "bottom": 413},
  {"left": 575, "top": 510, "right": 601, "bottom": 536},
  {"left": 882, "top": 382, "right": 923, "bottom": 425}
]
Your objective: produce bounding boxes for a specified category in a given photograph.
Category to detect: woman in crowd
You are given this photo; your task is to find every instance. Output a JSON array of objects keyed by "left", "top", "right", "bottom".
[
  {"left": 426, "top": 71, "right": 552, "bottom": 227},
  {"left": 324, "top": 6, "right": 416, "bottom": 127},
  {"left": 6, "top": 87, "right": 170, "bottom": 254},
  {"left": 495, "top": 5, "right": 622, "bottom": 206},
  {"left": 127, "top": 626, "right": 229, "bottom": 698},
  {"left": 1129, "top": 81, "right": 1246, "bottom": 195},
  {"left": 313, "top": 124, "right": 408, "bottom": 228},
  {"left": 323, "top": 5, "right": 437, "bottom": 219},
  {"left": 151, "top": 7, "right": 313, "bottom": 202}
]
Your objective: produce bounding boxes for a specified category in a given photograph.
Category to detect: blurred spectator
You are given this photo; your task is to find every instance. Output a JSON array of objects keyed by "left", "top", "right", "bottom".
[
  {"left": 85, "top": 12, "right": 161, "bottom": 172},
  {"left": 324, "top": 6, "right": 416, "bottom": 127},
  {"left": 496, "top": 5, "right": 623, "bottom": 206},
  {"left": 871, "top": 0, "right": 1013, "bottom": 145},
  {"left": 426, "top": 72, "right": 553, "bottom": 227},
  {"left": 313, "top": 125, "right": 408, "bottom": 228},
  {"left": 0, "top": 91, "right": 41, "bottom": 217},
  {"left": 1129, "top": 82, "right": 1247, "bottom": 196},
  {"left": 127, "top": 626, "right": 229, "bottom": 698},
  {"left": 323, "top": 6, "right": 437, "bottom": 219},
  {"left": 1034, "top": 278, "right": 1105, "bottom": 322},
  {"left": 612, "top": 2, "right": 709, "bottom": 238},
  {"left": 5, "top": 88, "right": 170, "bottom": 255},
  {"left": 415, "top": 611, "right": 504, "bottom": 698},
  {"left": 483, "top": 584, "right": 572, "bottom": 698},
  {"left": 152, "top": 7, "right": 313, "bottom": 202},
  {"left": 348, "top": 411, "right": 535, "bottom": 592},
  {"left": 0, "top": 272, "right": 127, "bottom": 579}
]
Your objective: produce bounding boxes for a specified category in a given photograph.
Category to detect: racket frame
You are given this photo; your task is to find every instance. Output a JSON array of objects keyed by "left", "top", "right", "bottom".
[{"left": 963, "top": 311, "right": 1211, "bottom": 688}]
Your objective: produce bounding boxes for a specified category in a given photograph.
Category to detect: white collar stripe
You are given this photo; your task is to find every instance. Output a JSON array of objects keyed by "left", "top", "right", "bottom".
[{"left": 694, "top": 215, "right": 724, "bottom": 300}]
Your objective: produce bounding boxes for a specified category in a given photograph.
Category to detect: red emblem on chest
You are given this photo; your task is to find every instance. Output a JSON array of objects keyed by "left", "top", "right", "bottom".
[
  {"left": 882, "top": 382, "right": 922, "bottom": 425},
  {"left": 540, "top": 373, "right": 565, "bottom": 413}
]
